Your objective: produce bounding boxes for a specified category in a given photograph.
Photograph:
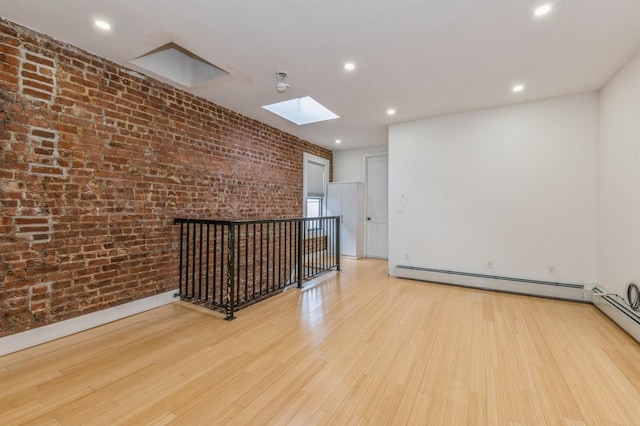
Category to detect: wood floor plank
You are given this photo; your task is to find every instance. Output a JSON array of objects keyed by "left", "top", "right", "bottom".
[{"left": 2, "top": 258, "right": 640, "bottom": 424}]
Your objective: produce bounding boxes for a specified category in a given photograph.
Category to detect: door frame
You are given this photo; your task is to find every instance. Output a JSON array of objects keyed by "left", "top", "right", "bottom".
[{"left": 363, "top": 153, "right": 389, "bottom": 259}]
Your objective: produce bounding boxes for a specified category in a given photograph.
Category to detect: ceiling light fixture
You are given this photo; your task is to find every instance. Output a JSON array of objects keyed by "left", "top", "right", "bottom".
[
  {"left": 276, "top": 71, "right": 290, "bottom": 93},
  {"left": 512, "top": 84, "right": 525, "bottom": 93},
  {"left": 335, "top": 139, "right": 342, "bottom": 144},
  {"left": 534, "top": 4, "right": 552, "bottom": 16},
  {"left": 387, "top": 108, "right": 396, "bottom": 116},
  {"left": 94, "top": 20, "right": 111, "bottom": 30},
  {"left": 344, "top": 62, "right": 355, "bottom": 71}
]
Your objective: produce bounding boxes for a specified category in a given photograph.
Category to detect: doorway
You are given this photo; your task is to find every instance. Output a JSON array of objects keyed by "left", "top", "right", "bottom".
[{"left": 365, "top": 154, "right": 388, "bottom": 258}]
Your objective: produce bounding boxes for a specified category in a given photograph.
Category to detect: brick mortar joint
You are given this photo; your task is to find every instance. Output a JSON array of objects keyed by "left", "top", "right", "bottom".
[{"left": 19, "top": 45, "right": 57, "bottom": 105}]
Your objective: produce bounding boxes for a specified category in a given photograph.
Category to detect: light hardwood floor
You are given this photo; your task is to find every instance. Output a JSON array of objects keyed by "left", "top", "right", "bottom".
[{"left": 2, "top": 258, "right": 640, "bottom": 425}]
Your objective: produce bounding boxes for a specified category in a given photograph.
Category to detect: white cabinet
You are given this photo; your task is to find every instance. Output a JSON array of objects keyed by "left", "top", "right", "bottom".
[{"left": 327, "top": 182, "right": 364, "bottom": 258}]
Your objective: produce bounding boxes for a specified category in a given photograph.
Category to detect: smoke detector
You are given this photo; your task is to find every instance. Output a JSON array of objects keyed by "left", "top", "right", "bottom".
[{"left": 276, "top": 71, "right": 290, "bottom": 93}]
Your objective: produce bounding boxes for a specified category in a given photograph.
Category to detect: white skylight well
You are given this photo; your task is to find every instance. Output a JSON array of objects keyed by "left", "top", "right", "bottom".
[
  {"left": 131, "top": 42, "right": 228, "bottom": 88},
  {"left": 262, "top": 96, "right": 339, "bottom": 125}
]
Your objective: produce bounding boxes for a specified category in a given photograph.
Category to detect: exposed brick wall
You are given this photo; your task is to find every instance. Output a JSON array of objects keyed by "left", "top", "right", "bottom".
[{"left": 0, "top": 19, "right": 332, "bottom": 337}]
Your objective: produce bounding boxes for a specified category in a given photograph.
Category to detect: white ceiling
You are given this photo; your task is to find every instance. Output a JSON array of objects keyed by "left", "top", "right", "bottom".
[{"left": 2, "top": 0, "right": 640, "bottom": 151}]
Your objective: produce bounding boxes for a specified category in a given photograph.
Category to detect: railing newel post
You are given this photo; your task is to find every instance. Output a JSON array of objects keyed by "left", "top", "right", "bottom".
[
  {"left": 336, "top": 216, "right": 341, "bottom": 271},
  {"left": 178, "top": 221, "right": 184, "bottom": 297}
]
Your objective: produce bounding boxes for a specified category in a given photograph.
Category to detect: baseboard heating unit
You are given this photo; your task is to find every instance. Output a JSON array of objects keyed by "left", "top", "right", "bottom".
[
  {"left": 393, "top": 265, "right": 640, "bottom": 343},
  {"left": 392, "top": 265, "right": 588, "bottom": 302},
  {"left": 591, "top": 287, "right": 640, "bottom": 343}
]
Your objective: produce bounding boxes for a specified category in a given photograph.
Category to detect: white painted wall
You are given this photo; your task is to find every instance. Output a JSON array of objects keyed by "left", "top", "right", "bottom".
[
  {"left": 389, "top": 93, "right": 598, "bottom": 285},
  {"left": 598, "top": 49, "right": 640, "bottom": 296},
  {"left": 333, "top": 145, "right": 388, "bottom": 182}
]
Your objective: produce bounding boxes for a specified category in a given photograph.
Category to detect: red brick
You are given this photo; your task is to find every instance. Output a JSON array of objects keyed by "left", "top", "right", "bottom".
[
  {"left": 0, "top": 62, "right": 19, "bottom": 75},
  {"left": 29, "top": 165, "right": 64, "bottom": 175},
  {"left": 31, "top": 285, "right": 49, "bottom": 295},
  {"left": 21, "top": 70, "right": 54, "bottom": 85},
  {"left": 22, "top": 87, "right": 52, "bottom": 101},
  {"left": 25, "top": 52, "right": 54, "bottom": 68},
  {"left": 30, "top": 128, "right": 56, "bottom": 139},
  {"left": 14, "top": 217, "right": 48, "bottom": 225},
  {"left": 0, "top": 18, "right": 333, "bottom": 337},
  {"left": 17, "top": 225, "right": 50, "bottom": 233}
]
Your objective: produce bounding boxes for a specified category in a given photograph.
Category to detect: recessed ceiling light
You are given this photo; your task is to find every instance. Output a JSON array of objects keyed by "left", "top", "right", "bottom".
[
  {"left": 512, "top": 84, "right": 525, "bottom": 93},
  {"left": 387, "top": 108, "right": 396, "bottom": 116},
  {"left": 344, "top": 62, "right": 355, "bottom": 71},
  {"left": 94, "top": 20, "right": 111, "bottom": 30},
  {"left": 335, "top": 139, "right": 342, "bottom": 144},
  {"left": 534, "top": 4, "right": 552, "bottom": 16}
]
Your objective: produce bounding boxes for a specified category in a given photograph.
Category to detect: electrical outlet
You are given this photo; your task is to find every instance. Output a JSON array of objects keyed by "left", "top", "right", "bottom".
[
  {"left": 548, "top": 265, "right": 555, "bottom": 274},
  {"left": 404, "top": 253, "right": 410, "bottom": 260},
  {"left": 487, "top": 260, "right": 494, "bottom": 269}
]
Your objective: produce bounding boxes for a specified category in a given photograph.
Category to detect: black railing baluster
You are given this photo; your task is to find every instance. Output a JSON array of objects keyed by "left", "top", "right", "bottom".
[
  {"left": 244, "top": 224, "right": 248, "bottom": 302},
  {"left": 327, "top": 217, "right": 330, "bottom": 270},
  {"left": 323, "top": 218, "right": 327, "bottom": 271},
  {"left": 321, "top": 217, "right": 325, "bottom": 271},
  {"left": 252, "top": 223, "right": 256, "bottom": 300},
  {"left": 178, "top": 222, "right": 184, "bottom": 297},
  {"left": 198, "top": 223, "right": 203, "bottom": 300},
  {"left": 220, "top": 225, "right": 225, "bottom": 307},
  {"left": 260, "top": 223, "right": 264, "bottom": 295},
  {"left": 206, "top": 224, "right": 210, "bottom": 302},
  {"left": 296, "top": 220, "right": 306, "bottom": 288},
  {"left": 329, "top": 217, "right": 332, "bottom": 269},
  {"left": 332, "top": 217, "right": 336, "bottom": 268},
  {"left": 213, "top": 224, "right": 218, "bottom": 304},
  {"left": 185, "top": 223, "right": 190, "bottom": 298},
  {"left": 271, "top": 223, "right": 276, "bottom": 292},
  {"left": 191, "top": 223, "right": 196, "bottom": 298},
  {"left": 266, "top": 222, "right": 270, "bottom": 293},
  {"left": 326, "top": 218, "right": 329, "bottom": 269},
  {"left": 320, "top": 218, "right": 323, "bottom": 271},
  {"left": 226, "top": 223, "right": 236, "bottom": 320},
  {"left": 278, "top": 222, "right": 282, "bottom": 289},
  {"left": 288, "top": 221, "right": 292, "bottom": 285},
  {"left": 236, "top": 224, "right": 241, "bottom": 305},
  {"left": 333, "top": 217, "right": 337, "bottom": 268}
]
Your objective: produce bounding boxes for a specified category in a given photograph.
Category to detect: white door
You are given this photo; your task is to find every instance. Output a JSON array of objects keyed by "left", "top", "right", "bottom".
[
  {"left": 365, "top": 154, "right": 388, "bottom": 258},
  {"left": 327, "top": 182, "right": 363, "bottom": 258}
]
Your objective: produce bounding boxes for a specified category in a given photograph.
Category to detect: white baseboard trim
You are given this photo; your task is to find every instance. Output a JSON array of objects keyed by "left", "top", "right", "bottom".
[
  {"left": 0, "top": 289, "right": 179, "bottom": 356},
  {"left": 391, "top": 265, "right": 588, "bottom": 302},
  {"left": 591, "top": 286, "right": 640, "bottom": 343}
]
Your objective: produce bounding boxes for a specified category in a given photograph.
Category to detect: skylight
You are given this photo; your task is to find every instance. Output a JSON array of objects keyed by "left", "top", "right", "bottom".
[
  {"left": 262, "top": 96, "right": 339, "bottom": 125},
  {"left": 130, "top": 42, "right": 228, "bottom": 88}
]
